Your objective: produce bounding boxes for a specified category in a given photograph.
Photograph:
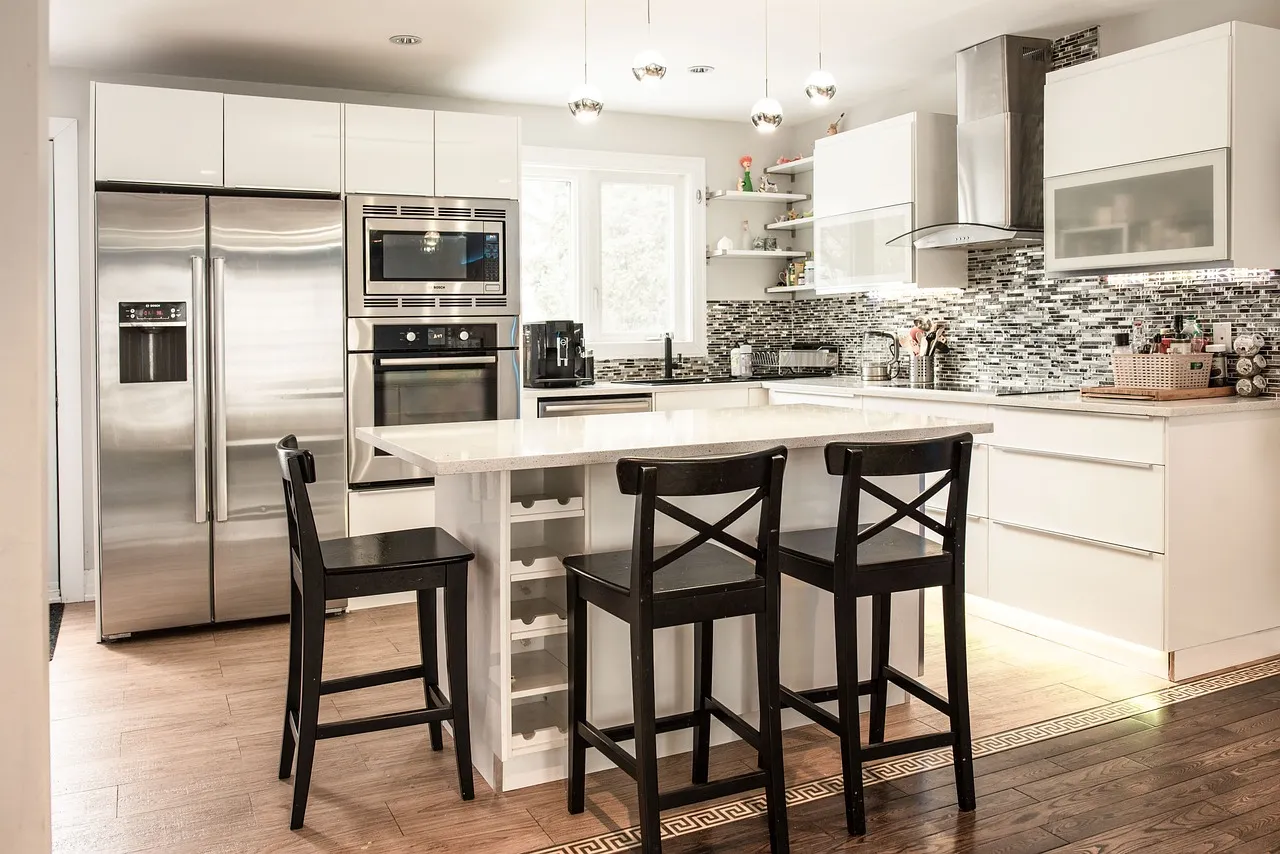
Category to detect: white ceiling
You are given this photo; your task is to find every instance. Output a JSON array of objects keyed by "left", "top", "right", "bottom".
[{"left": 51, "top": 0, "right": 1167, "bottom": 122}]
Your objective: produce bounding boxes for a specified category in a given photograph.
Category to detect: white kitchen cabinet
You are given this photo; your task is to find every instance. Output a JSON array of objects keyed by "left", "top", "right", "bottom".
[
  {"left": 93, "top": 83, "right": 224, "bottom": 186},
  {"left": 994, "top": 406, "right": 1163, "bottom": 465},
  {"left": 434, "top": 111, "right": 520, "bottom": 200},
  {"left": 814, "top": 114, "right": 914, "bottom": 217},
  {"left": 814, "top": 204, "right": 915, "bottom": 290},
  {"left": 344, "top": 104, "right": 436, "bottom": 196},
  {"left": 348, "top": 486, "right": 435, "bottom": 536},
  {"left": 654, "top": 387, "right": 751, "bottom": 411},
  {"left": 1044, "top": 30, "right": 1231, "bottom": 179},
  {"left": 223, "top": 95, "right": 342, "bottom": 192},
  {"left": 767, "top": 389, "right": 861, "bottom": 409}
]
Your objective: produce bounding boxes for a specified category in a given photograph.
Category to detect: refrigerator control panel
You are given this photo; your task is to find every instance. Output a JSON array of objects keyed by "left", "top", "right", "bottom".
[
  {"left": 119, "top": 302, "right": 186, "bottom": 324},
  {"left": 372, "top": 323, "right": 503, "bottom": 351}
]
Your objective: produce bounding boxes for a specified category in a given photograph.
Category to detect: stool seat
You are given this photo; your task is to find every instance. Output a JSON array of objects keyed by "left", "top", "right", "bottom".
[
  {"left": 322, "top": 528, "right": 474, "bottom": 574},
  {"left": 565, "top": 544, "right": 761, "bottom": 599},
  {"left": 781, "top": 524, "right": 946, "bottom": 567}
]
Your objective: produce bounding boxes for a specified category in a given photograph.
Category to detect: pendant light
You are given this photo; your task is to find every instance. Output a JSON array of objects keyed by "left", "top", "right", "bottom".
[
  {"left": 750, "top": 0, "right": 783, "bottom": 132},
  {"left": 631, "top": 0, "right": 668, "bottom": 83},
  {"left": 804, "top": 0, "right": 837, "bottom": 104},
  {"left": 568, "top": 0, "right": 603, "bottom": 123}
]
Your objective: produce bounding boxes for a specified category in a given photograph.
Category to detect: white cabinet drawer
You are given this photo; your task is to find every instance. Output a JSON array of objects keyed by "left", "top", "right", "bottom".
[
  {"left": 347, "top": 486, "right": 435, "bottom": 536},
  {"left": 988, "top": 447, "right": 1164, "bottom": 552},
  {"left": 988, "top": 521, "right": 1164, "bottom": 649},
  {"left": 996, "top": 406, "right": 1164, "bottom": 464},
  {"left": 653, "top": 387, "right": 751, "bottom": 411},
  {"left": 924, "top": 443, "right": 987, "bottom": 518},
  {"left": 926, "top": 509, "right": 988, "bottom": 597},
  {"left": 768, "top": 390, "right": 861, "bottom": 409}
]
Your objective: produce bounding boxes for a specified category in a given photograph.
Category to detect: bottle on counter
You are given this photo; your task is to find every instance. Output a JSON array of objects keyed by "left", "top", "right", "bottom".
[
  {"left": 730, "top": 346, "right": 742, "bottom": 378},
  {"left": 1113, "top": 332, "right": 1133, "bottom": 355},
  {"left": 739, "top": 344, "right": 754, "bottom": 378},
  {"left": 1186, "top": 317, "right": 1206, "bottom": 353}
]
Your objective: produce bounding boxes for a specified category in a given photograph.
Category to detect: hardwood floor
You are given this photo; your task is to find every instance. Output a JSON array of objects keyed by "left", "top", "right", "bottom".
[{"left": 47, "top": 593, "right": 1196, "bottom": 853}]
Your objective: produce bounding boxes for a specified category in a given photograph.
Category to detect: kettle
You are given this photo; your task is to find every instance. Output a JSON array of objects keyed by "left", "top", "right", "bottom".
[{"left": 861, "top": 331, "right": 901, "bottom": 382}]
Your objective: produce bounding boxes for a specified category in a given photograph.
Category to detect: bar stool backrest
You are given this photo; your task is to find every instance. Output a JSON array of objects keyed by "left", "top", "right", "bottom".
[
  {"left": 276, "top": 434, "right": 324, "bottom": 588},
  {"left": 615, "top": 445, "right": 789, "bottom": 603},
  {"left": 824, "top": 434, "right": 974, "bottom": 570}
]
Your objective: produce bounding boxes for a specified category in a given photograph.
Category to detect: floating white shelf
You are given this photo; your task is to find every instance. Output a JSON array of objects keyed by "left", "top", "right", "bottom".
[
  {"left": 510, "top": 494, "right": 584, "bottom": 522},
  {"left": 706, "top": 190, "right": 810, "bottom": 203},
  {"left": 766, "top": 218, "right": 814, "bottom": 232},
  {"left": 765, "top": 156, "right": 814, "bottom": 176},
  {"left": 509, "top": 545, "right": 565, "bottom": 582},
  {"left": 707, "top": 249, "right": 808, "bottom": 260},
  {"left": 510, "top": 649, "right": 568, "bottom": 699},
  {"left": 766, "top": 285, "right": 817, "bottom": 294}
]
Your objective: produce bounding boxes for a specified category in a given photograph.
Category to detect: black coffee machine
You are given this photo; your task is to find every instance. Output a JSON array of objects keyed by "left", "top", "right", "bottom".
[{"left": 522, "top": 321, "right": 593, "bottom": 387}]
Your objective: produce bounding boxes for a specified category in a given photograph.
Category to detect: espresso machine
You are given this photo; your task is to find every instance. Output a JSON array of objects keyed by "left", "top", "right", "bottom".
[{"left": 522, "top": 320, "right": 593, "bottom": 387}]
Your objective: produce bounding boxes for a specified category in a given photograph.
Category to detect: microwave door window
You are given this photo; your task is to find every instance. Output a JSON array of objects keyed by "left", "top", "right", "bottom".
[
  {"left": 372, "top": 365, "right": 498, "bottom": 454},
  {"left": 370, "top": 230, "right": 492, "bottom": 282}
]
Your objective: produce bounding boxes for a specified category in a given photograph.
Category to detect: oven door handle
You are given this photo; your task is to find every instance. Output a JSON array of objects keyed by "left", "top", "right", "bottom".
[{"left": 375, "top": 356, "right": 498, "bottom": 367}]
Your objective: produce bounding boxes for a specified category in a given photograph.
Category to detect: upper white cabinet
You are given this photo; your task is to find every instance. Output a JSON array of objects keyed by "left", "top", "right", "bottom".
[
  {"left": 434, "top": 111, "right": 520, "bottom": 200},
  {"left": 223, "top": 95, "right": 342, "bottom": 192},
  {"left": 1044, "top": 22, "right": 1280, "bottom": 273},
  {"left": 94, "top": 83, "right": 224, "bottom": 186},
  {"left": 812, "top": 112, "right": 964, "bottom": 289},
  {"left": 344, "top": 104, "right": 436, "bottom": 196}
]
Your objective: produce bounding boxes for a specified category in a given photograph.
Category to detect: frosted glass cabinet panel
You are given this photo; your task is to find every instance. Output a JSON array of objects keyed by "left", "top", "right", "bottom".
[
  {"left": 1045, "top": 149, "right": 1229, "bottom": 272},
  {"left": 814, "top": 203, "right": 915, "bottom": 289}
]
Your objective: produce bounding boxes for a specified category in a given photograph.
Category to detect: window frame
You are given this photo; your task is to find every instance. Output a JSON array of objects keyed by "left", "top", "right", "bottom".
[{"left": 521, "top": 146, "right": 707, "bottom": 360}]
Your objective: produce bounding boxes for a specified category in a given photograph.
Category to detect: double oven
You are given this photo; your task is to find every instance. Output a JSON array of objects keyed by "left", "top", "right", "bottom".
[{"left": 346, "top": 195, "right": 521, "bottom": 487}]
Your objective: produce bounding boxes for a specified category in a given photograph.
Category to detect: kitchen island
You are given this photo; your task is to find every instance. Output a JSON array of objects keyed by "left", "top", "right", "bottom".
[{"left": 359, "top": 404, "right": 993, "bottom": 791}]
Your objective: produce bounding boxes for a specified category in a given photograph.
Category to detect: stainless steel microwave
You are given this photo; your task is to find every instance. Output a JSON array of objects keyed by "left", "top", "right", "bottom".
[{"left": 346, "top": 194, "right": 520, "bottom": 317}]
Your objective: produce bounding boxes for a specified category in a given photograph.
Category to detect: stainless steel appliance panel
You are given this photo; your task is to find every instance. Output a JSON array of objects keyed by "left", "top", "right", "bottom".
[
  {"left": 537, "top": 396, "right": 654, "bottom": 417},
  {"left": 97, "top": 192, "right": 212, "bottom": 636},
  {"left": 209, "top": 197, "right": 345, "bottom": 622}
]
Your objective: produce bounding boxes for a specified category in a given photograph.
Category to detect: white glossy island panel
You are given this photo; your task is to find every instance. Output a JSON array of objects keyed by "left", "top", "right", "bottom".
[{"left": 360, "top": 406, "right": 992, "bottom": 791}]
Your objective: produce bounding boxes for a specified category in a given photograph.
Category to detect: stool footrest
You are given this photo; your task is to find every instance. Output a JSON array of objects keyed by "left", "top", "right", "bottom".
[
  {"left": 602, "top": 711, "right": 699, "bottom": 744},
  {"left": 861, "top": 731, "right": 955, "bottom": 763},
  {"left": 779, "top": 686, "right": 838, "bottom": 732},
  {"left": 659, "top": 770, "right": 767, "bottom": 812},
  {"left": 317, "top": 706, "right": 451, "bottom": 740},
  {"left": 706, "top": 696, "right": 761, "bottom": 752},
  {"left": 579, "top": 721, "right": 637, "bottom": 778},
  {"left": 320, "top": 665, "right": 426, "bottom": 696},
  {"left": 884, "top": 665, "right": 951, "bottom": 714}
]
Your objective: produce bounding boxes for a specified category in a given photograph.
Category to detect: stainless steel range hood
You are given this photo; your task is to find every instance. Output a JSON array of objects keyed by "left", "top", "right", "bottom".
[{"left": 890, "top": 35, "right": 1052, "bottom": 250}]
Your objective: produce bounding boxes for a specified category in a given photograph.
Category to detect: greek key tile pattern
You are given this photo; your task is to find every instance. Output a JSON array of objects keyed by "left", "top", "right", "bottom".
[{"left": 525, "top": 656, "right": 1280, "bottom": 854}]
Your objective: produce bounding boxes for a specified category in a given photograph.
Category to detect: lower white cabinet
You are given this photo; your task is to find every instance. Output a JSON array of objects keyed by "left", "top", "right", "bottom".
[
  {"left": 767, "top": 389, "right": 861, "bottom": 409},
  {"left": 654, "top": 387, "right": 752, "bottom": 411},
  {"left": 223, "top": 95, "right": 342, "bottom": 192},
  {"left": 348, "top": 486, "right": 435, "bottom": 536},
  {"left": 987, "top": 520, "right": 1165, "bottom": 650}
]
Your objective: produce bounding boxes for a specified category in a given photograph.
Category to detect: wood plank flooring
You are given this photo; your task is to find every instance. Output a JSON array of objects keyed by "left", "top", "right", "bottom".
[{"left": 47, "top": 592, "right": 1208, "bottom": 854}]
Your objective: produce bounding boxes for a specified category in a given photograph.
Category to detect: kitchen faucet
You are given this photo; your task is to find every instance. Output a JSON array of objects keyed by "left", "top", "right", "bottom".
[{"left": 663, "top": 332, "right": 674, "bottom": 379}]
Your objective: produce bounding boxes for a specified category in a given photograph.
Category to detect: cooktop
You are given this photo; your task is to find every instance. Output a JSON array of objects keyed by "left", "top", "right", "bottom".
[{"left": 882, "top": 381, "right": 1072, "bottom": 396}]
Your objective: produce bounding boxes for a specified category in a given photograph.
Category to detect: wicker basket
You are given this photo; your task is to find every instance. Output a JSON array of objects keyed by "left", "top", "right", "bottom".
[{"left": 1112, "top": 353, "right": 1212, "bottom": 389}]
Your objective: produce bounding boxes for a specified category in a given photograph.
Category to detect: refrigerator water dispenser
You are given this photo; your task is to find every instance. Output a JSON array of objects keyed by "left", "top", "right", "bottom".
[{"left": 118, "top": 301, "right": 187, "bottom": 383}]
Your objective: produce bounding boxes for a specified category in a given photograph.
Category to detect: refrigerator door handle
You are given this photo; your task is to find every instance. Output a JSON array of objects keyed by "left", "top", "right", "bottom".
[
  {"left": 211, "top": 256, "right": 229, "bottom": 523},
  {"left": 191, "top": 255, "right": 209, "bottom": 523}
]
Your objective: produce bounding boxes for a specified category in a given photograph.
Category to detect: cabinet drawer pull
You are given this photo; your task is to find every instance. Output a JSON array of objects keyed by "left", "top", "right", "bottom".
[
  {"left": 993, "top": 445, "right": 1156, "bottom": 469},
  {"left": 992, "top": 520, "right": 1160, "bottom": 558}
]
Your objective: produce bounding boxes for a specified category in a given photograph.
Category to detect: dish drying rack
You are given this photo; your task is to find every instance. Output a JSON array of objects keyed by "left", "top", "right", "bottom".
[{"left": 751, "top": 347, "right": 840, "bottom": 374}]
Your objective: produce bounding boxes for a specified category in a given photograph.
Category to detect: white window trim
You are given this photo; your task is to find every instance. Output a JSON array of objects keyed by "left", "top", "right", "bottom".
[{"left": 522, "top": 146, "right": 707, "bottom": 360}]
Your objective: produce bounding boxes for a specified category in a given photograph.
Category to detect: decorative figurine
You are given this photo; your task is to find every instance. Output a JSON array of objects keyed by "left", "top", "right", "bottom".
[
  {"left": 826, "top": 112, "right": 846, "bottom": 136},
  {"left": 740, "top": 219, "right": 751, "bottom": 250},
  {"left": 716, "top": 235, "right": 734, "bottom": 252},
  {"left": 739, "top": 155, "right": 754, "bottom": 192},
  {"left": 760, "top": 174, "right": 778, "bottom": 193}
]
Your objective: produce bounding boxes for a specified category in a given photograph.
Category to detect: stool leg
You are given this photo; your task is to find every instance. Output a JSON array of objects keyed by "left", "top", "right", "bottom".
[
  {"left": 942, "top": 583, "right": 976, "bottom": 812},
  {"left": 868, "top": 593, "right": 892, "bottom": 745},
  {"left": 833, "top": 582, "right": 866, "bottom": 836},
  {"left": 445, "top": 563, "right": 475, "bottom": 801},
  {"left": 278, "top": 577, "right": 303, "bottom": 780},
  {"left": 691, "top": 620, "right": 714, "bottom": 785},
  {"left": 756, "top": 592, "right": 790, "bottom": 853},
  {"left": 630, "top": 617, "right": 662, "bottom": 854},
  {"left": 566, "top": 572, "right": 588, "bottom": 815},
  {"left": 290, "top": 591, "right": 325, "bottom": 830},
  {"left": 416, "top": 588, "right": 443, "bottom": 752}
]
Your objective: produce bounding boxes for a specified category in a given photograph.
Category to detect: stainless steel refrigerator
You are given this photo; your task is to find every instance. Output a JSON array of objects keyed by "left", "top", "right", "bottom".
[{"left": 96, "top": 192, "right": 345, "bottom": 639}]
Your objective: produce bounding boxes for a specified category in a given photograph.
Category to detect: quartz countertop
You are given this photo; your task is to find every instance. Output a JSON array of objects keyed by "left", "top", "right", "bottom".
[
  {"left": 358, "top": 404, "right": 994, "bottom": 474},
  {"left": 764, "top": 377, "right": 1280, "bottom": 418}
]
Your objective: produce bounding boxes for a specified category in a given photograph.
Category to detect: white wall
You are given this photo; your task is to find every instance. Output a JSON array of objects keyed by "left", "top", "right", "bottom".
[
  {"left": 1, "top": 0, "right": 53, "bottom": 850},
  {"left": 1101, "top": 0, "right": 1280, "bottom": 54}
]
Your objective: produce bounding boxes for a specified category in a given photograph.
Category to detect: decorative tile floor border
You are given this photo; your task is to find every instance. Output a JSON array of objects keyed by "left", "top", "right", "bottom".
[{"left": 526, "top": 657, "right": 1280, "bottom": 854}]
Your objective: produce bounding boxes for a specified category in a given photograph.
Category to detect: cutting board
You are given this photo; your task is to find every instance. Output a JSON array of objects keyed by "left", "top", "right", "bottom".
[{"left": 1080, "top": 385, "right": 1235, "bottom": 401}]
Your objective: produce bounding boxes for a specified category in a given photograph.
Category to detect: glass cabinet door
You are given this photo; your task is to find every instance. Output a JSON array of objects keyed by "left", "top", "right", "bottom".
[
  {"left": 814, "top": 203, "right": 915, "bottom": 290},
  {"left": 1045, "top": 149, "right": 1229, "bottom": 272}
]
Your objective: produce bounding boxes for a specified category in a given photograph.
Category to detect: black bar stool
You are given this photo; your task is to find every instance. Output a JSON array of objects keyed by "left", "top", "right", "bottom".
[
  {"left": 564, "top": 446, "right": 791, "bottom": 854},
  {"left": 777, "top": 435, "right": 975, "bottom": 837},
  {"left": 275, "top": 435, "right": 475, "bottom": 830}
]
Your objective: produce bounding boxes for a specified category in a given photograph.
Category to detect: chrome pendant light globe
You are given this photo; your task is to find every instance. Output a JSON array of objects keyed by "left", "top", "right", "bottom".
[
  {"left": 750, "top": 97, "right": 784, "bottom": 133},
  {"left": 631, "top": 49, "right": 668, "bottom": 83},
  {"left": 804, "top": 69, "right": 837, "bottom": 104},
  {"left": 568, "top": 84, "right": 604, "bottom": 124}
]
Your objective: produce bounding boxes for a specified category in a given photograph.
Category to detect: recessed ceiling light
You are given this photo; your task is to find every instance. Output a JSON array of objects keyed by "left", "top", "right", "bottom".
[
  {"left": 388, "top": 34, "right": 422, "bottom": 46},
  {"left": 687, "top": 65, "right": 715, "bottom": 75}
]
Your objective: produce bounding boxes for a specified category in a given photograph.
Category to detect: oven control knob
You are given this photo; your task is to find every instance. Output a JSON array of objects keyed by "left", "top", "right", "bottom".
[
  {"left": 459, "top": 330, "right": 470, "bottom": 341},
  {"left": 405, "top": 331, "right": 417, "bottom": 342}
]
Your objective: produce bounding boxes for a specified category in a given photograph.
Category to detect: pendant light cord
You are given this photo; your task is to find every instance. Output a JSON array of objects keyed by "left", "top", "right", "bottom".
[
  {"left": 816, "top": 0, "right": 823, "bottom": 70},
  {"left": 763, "top": 0, "right": 770, "bottom": 97},
  {"left": 583, "top": 0, "right": 589, "bottom": 85}
]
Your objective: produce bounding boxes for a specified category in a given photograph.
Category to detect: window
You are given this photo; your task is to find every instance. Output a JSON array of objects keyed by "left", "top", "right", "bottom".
[{"left": 521, "top": 147, "right": 706, "bottom": 359}]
